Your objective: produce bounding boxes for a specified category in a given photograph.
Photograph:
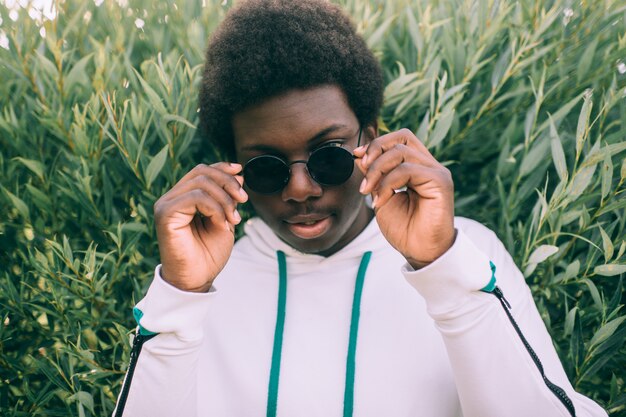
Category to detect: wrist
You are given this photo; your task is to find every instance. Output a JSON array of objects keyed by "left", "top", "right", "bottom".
[
  {"left": 160, "top": 266, "right": 213, "bottom": 293},
  {"left": 405, "top": 229, "right": 458, "bottom": 270}
]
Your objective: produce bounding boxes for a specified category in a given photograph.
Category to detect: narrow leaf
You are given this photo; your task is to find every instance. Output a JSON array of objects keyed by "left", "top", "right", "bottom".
[
  {"left": 145, "top": 144, "right": 169, "bottom": 188},
  {"left": 599, "top": 226, "right": 614, "bottom": 262},
  {"left": 13, "top": 157, "right": 45, "bottom": 181},
  {"left": 594, "top": 264, "right": 626, "bottom": 277},
  {"left": 601, "top": 151, "right": 613, "bottom": 200},
  {"left": 570, "top": 164, "right": 597, "bottom": 199},
  {"left": 416, "top": 111, "right": 429, "bottom": 144},
  {"left": 0, "top": 185, "right": 30, "bottom": 219},
  {"left": 528, "top": 245, "right": 559, "bottom": 264},
  {"left": 549, "top": 115, "right": 567, "bottom": 181},
  {"left": 576, "top": 89, "right": 593, "bottom": 159},
  {"left": 427, "top": 105, "right": 454, "bottom": 148},
  {"left": 589, "top": 316, "right": 626, "bottom": 349}
]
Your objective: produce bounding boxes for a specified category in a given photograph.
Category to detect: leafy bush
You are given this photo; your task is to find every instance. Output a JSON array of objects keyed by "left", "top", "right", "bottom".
[{"left": 0, "top": 0, "right": 624, "bottom": 415}]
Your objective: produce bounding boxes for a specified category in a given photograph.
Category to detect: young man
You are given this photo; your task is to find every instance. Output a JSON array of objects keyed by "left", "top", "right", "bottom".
[{"left": 114, "top": 1, "right": 607, "bottom": 416}]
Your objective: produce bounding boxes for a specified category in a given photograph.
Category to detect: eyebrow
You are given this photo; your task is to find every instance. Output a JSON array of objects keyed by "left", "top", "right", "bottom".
[{"left": 239, "top": 123, "right": 349, "bottom": 152}]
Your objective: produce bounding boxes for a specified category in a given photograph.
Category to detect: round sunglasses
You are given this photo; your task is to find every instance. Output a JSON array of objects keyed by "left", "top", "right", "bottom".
[{"left": 242, "top": 128, "right": 362, "bottom": 194}]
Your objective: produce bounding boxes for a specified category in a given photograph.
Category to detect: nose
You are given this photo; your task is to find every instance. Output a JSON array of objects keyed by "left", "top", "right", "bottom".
[{"left": 281, "top": 161, "right": 323, "bottom": 202}]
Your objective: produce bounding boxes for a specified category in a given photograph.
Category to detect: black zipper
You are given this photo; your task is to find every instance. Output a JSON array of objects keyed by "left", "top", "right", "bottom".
[
  {"left": 114, "top": 331, "right": 157, "bottom": 417},
  {"left": 490, "top": 286, "right": 576, "bottom": 417}
]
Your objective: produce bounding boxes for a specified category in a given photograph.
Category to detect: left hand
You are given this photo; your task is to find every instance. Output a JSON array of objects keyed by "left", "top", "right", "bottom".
[{"left": 354, "top": 128, "right": 456, "bottom": 269}]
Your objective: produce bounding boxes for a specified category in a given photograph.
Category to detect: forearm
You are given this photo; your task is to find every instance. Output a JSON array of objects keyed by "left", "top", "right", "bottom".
[
  {"left": 404, "top": 221, "right": 607, "bottom": 417},
  {"left": 113, "top": 265, "right": 215, "bottom": 417}
]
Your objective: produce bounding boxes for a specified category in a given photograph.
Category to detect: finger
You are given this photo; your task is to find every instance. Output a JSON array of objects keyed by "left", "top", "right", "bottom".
[
  {"left": 358, "top": 144, "right": 435, "bottom": 194},
  {"left": 163, "top": 166, "right": 248, "bottom": 204},
  {"left": 189, "top": 177, "right": 243, "bottom": 224},
  {"left": 157, "top": 189, "right": 231, "bottom": 232},
  {"left": 174, "top": 162, "right": 243, "bottom": 189},
  {"left": 371, "top": 163, "right": 453, "bottom": 209},
  {"left": 361, "top": 129, "right": 439, "bottom": 169}
]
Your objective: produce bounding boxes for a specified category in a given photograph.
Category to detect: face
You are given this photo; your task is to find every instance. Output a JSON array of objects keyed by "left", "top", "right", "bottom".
[{"left": 232, "top": 85, "right": 375, "bottom": 256}]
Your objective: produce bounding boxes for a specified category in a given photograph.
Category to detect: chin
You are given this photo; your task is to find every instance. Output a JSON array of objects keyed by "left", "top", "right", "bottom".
[{"left": 280, "top": 233, "right": 340, "bottom": 255}]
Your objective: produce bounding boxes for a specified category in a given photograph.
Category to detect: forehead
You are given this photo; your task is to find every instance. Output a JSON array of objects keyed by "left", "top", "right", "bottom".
[{"left": 232, "top": 85, "right": 359, "bottom": 154}]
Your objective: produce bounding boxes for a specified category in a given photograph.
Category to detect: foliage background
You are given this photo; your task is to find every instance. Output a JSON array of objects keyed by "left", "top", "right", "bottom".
[{"left": 0, "top": 0, "right": 625, "bottom": 415}]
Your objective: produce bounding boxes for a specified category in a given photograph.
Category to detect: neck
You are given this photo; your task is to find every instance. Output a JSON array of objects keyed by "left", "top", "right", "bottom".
[{"left": 316, "top": 202, "right": 375, "bottom": 257}]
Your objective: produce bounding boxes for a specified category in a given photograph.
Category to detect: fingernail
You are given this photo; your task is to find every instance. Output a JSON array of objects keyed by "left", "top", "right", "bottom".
[
  {"left": 354, "top": 145, "right": 365, "bottom": 153},
  {"left": 239, "top": 188, "right": 248, "bottom": 199},
  {"left": 359, "top": 178, "right": 367, "bottom": 193},
  {"left": 225, "top": 220, "right": 231, "bottom": 231},
  {"left": 362, "top": 154, "right": 368, "bottom": 166},
  {"left": 372, "top": 195, "right": 378, "bottom": 209},
  {"left": 233, "top": 209, "right": 241, "bottom": 223}
]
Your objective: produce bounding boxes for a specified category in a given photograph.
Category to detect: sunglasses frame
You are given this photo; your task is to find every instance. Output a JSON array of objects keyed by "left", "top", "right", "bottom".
[{"left": 243, "top": 127, "right": 363, "bottom": 194}]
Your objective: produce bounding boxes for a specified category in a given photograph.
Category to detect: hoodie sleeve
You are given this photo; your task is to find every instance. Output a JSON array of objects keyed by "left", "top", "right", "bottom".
[
  {"left": 402, "top": 218, "right": 607, "bottom": 417},
  {"left": 112, "top": 264, "right": 215, "bottom": 417}
]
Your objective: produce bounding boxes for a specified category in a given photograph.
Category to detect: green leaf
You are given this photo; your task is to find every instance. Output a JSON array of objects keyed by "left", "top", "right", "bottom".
[
  {"left": 569, "top": 164, "right": 597, "bottom": 199},
  {"left": 534, "top": 93, "right": 583, "bottom": 138},
  {"left": 416, "top": 111, "right": 429, "bottom": 143},
  {"left": 163, "top": 114, "right": 197, "bottom": 130},
  {"left": 12, "top": 157, "right": 45, "bottom": 181},
  {"left": 67, "top": 391, "right": 95, "bottom": 414},
  {"left": 145, "top": 144, "right": 169, "bottom": 188},
  {"left": 549, "top": 115, "right": 567, "bottom": 181},
  {"left": 528, "top": 244, "right": 559, "bottom": 264},
  {"left": 589, "top": 316, "right": 626, "bottom": 349},
  {"left": 601, "top": 151, "right": 613, "bottom": 200},
  {"left": 62, "top": 235, "right": 74, "bottom": 265},
  {"left": 427, "top": 104, "right": 454, "bottom": 148},
  {"left": 575, "top": 89, "right": 593, "bottom": 160},
  {"left": 406, "top": 7, "right": 423, "bottom": 54},
  {"left": 617, "top": 241, "right": 626, "bottom": 260},
  {"left": 520, "top": 135, "right": 549, "bottom": 177},
  {"left": 366, "top": 15, "right": 396, "bottom": 49},
  {"left": 564, "top": 306, "right": 578, "bottom": 337},
  {"left": 65, "top": 53, "right": 93, "bottom": 91},
  {"left": 577, "top": 39, "right": 598, "bottom": 84},
  {"left": 524, "top": 103, "right": 536, "bottom": 144},
  {"left": 133, "top": 68, "right": 168, "bottom": 115},
  {"left": 581, "top": 142, "right": 626, "bottom": 168},
  {"left": 583, "top": 278, "right": 603, "bottom": 309},
  {"left": 491, "top": 46, "right": 510, "bottom": 89},
  {"left": 0, "top": 185, "right": 30, "bottom": 219},
  {"left": 599, "top": 227, "right": 614, "bottom": 263},
  {"left": 594, "top": 264, "right": 626, "bottom": 277},
  {"left": 564, "top": 260, "right": 580, "bottom": 281},
  {"left": 26, "top": 184, "right": 52, "bottom": 211}
]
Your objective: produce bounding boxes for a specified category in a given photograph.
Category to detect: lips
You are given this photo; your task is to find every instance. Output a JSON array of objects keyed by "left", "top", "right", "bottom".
[{"left": 284, "top": 215, "right": 333, "bottom": 240}]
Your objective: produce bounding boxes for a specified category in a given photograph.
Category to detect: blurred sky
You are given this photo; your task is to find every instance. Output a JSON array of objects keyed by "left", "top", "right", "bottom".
[
  {"left": 0, "top": 0, "right": 58, "bottom": 49},
  {"left": 1, "top": 0, "right": 58, "bottom": 21}
]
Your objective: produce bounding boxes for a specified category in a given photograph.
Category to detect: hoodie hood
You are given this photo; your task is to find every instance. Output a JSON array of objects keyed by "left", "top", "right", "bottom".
[{"left": 238, "top": 215, "right": 393, "bottom": 264}]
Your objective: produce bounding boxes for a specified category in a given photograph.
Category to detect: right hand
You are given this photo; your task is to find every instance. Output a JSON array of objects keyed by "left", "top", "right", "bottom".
[{"left": 153, "top": 162, "right": 248, "bottom": 292}]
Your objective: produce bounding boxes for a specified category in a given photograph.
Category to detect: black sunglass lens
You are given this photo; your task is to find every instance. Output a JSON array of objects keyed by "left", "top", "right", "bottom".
[
  {"left": 308, "top": 146, "right": 354, "bottom": 185},
  {"left": 243, "top": 155, "right": 289, "bottom": 194}
]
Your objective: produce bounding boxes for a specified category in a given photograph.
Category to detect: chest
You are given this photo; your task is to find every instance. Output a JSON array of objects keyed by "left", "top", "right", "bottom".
[{"left": 198, "top": 257, "right": 461, "bottom": 417}]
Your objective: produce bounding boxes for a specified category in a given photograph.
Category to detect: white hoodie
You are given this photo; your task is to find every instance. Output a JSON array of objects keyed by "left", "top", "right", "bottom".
[{"left": 115, "top": 217, "right": 607, "bottom": 417}]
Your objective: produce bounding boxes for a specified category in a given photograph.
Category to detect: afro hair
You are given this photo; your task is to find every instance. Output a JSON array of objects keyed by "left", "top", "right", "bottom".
[{"left": 198, "top": 0, "right": 384, "bottom": 160}]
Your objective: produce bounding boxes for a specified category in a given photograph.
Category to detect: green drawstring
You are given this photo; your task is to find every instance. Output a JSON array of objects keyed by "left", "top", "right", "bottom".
[
  {"left": 267, "top": 250, "right": 288, "bottom": 417},
  {"left": 343, "top": 250, "right": 371, "bottom": 417},
  {"left": 266, "top": 250, "right": 372, "bottom": 417}
]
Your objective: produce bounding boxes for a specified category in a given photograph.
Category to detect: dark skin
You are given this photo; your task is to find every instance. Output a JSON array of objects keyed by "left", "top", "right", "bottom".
[
  {"left": 153, "top": 85, "right": 455, "bottom": 292},
  {"left": 232, "top": 85, "right": 375, "bottom": 256}
]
